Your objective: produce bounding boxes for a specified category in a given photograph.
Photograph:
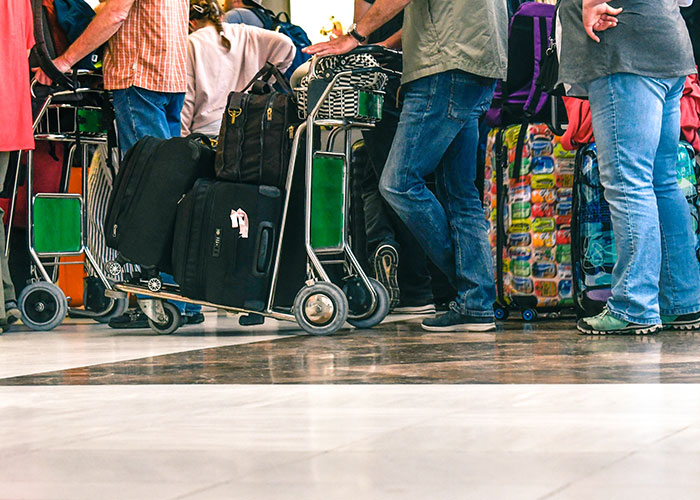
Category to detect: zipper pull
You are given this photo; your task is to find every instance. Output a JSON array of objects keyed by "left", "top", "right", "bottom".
[
  {"left": 228, "top": 108, "right": 242, "bottom": 124},
  {"left": 288, "top": 126, "right": 294, "bottom": 140},
  {"left": 267, "top": 107, "right": 273, "bottom": 121},
  {"left": 112, "top": 224, "right": 118, "bottom": 238}
]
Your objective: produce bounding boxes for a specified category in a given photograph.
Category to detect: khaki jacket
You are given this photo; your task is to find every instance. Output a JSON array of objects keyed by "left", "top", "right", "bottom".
[{"left": 402, "top": 0, "right": 509, "bottom": 84}]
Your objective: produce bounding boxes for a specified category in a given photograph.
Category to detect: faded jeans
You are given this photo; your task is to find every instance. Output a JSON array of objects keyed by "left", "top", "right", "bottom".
[
  {"left": 379, "top": 70, "right": 497, "bottom": 317},
  {"left": 588, "top": 73, "right": 700, "bottom": 324}
]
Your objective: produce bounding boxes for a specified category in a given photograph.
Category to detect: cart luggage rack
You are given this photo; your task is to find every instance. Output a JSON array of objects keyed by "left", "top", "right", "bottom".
[
  {"left": 295, "top": 52, "right": 389, "bottom": 122},
  {"left": 35, "top": 104, "right": 107, "bottom": 140}
]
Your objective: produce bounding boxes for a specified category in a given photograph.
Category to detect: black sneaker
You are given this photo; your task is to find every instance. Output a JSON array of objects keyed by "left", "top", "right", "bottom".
[
  {"left": 108, "top": 309, "right": 149, "bottom": 329},
  {"left": 185, "top": 312, "right": 205, "bottom": 325},
  {"left": 393, "top": 303, "right": 437, "bottom": 315},
  {"left": 421, "top": 304, "right": 496, "bottom": 332},
  {"left": 661, "top": 311, "right": 700, "bottom": 331},
  {"left": 373, "top": 244, "right": 400, "bottom": 309}
]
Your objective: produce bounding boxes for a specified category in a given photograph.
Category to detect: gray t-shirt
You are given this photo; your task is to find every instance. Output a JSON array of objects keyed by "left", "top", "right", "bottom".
[{"left": 558, "top": 0, "right": 696, "bottom": 87}]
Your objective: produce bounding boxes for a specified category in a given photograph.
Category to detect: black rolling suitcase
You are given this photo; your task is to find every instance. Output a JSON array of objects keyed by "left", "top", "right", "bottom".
[
  {"left": 171, "top": 179, "right": 283, "bottom": 311},
  {"left": 104, "top": 135, "right": 216, "bottom": 273}
]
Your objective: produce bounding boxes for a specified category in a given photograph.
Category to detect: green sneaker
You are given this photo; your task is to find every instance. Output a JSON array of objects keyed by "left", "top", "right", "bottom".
[
  {"left": 660, "top": 311, "right": 700, "bottom": 331},
  {"left": 577, "top": 308, "right": 662, "bottom": 335}
]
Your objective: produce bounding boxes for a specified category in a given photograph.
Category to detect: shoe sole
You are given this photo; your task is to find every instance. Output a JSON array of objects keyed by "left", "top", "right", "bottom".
[
  {"left": 577, "top": 323, "right": 662, "bottom": 335},
  {"left": 392, "top": 305, "right": 437, "bottom": 315},
  {"left": 373, "top": 245, "right": 400, "bottom": 309},
  {"left": 421, "top": 322, "right": 497, "bottom": 332},
  {"left": 663, "top": 320, "right": 700, "bottom": 331}
]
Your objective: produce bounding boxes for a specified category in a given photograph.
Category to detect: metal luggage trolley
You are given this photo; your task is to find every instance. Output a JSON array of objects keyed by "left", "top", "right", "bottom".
[
  {"left": 109, "top": 46, "right": 400, "bottom": 336},
  {"left": 11, "top": 0, "right": 128, "bottom": 331}
]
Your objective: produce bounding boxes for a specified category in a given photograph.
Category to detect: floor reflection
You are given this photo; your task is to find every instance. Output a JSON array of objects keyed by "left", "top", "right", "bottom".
[{"left": 3, "top": 319, "right": 700, "bottom": 385}]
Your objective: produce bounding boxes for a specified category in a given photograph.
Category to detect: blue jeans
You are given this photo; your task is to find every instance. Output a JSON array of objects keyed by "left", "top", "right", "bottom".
[
  {"left": 112, "top": 86, "right": 199, "bottom": 316},
  {"left": 112, "top": 86, "right": 184, "bottom": 155},
  {"left": 379, "top": 71, "right": 497, "bottom": 318},
  {"left": 588, "top": 73, "right": 700, "bottom": 324}
]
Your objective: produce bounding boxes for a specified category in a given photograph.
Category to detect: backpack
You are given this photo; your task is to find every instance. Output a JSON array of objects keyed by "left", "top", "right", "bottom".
[
  {"left": 485, "top": 2, "right": 557, "bottom": 130},
  {"left": 250, "top": 7, "right": 312, "bottom": 78},
  {"left": 53, "top": 0, "right": 103, "bottom": 70}
]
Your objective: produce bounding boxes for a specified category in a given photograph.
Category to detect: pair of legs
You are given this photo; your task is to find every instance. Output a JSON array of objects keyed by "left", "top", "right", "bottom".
[
  {"left": 379, "top": 70, "right": 497, "bottom": 328},
  {"left": 0, "top": 152, "right": 19, "bottom": 327},
  {"left": 360, "top": 91, "right": 433, "bottom": 310},
  {"left": 582, "top": 73, "right": 700, "bottom": 332},
  {"left": 112, "top": 86, "right": 200, "bottom": 317}
]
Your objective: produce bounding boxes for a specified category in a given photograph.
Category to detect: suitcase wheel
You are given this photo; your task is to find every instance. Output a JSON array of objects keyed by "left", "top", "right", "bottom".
[
  {"left": 494, "top": 307, "right": 509, "bottom": 320},
  {"left": 521, "top": 308, "right": 538, "bottom": 322},
  {"left": 94, "top": 296, "right": 130, "bottom": 324},
  {"left": 147, "top": 277, "right": 163, "bottom": 292},
  {"left": 105, "top": 260, "right": 123, "bottom": 277},
  {"left": 347, "top": 278, "right": 390, "bottom": 330},
  {"left": 18, "top": 281, "right": 68, "bottom": 331},
  {"left": 293, "top": 282, "right": 349, "bottom": 336},
  {"left": 148, "top": 301, "right": 182, "bottom": 335}
]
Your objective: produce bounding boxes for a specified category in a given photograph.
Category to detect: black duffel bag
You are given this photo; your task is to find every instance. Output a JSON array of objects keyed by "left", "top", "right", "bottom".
[{"left": 215, "top": 62, "right": 300, "bottom": 189}]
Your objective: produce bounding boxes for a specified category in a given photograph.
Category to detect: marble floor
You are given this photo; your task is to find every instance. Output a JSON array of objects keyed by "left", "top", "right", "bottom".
[{"left": 1, "top": 313, "right": 700, "bottom": 499}]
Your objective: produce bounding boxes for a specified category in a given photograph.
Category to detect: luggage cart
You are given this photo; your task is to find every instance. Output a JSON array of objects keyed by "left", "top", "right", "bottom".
[
  {"left": 11, "top": 1, "right": 127, "bottom": 331},
  {"left": 110, "top": 46, "right": 401, "bottom": 335}
]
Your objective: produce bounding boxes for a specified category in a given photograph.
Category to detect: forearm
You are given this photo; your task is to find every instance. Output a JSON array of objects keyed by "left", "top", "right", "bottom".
[
  {"left": 355, "top": 0, "right": 411, "bottom": 39},
  {"left": 60, "top": 0, "right": 135, "bottom": 67},
  {"left": 354, "top": 0, "right": 371, "bottom": 21},
  {"left": 378, "top": 29, "right": 402, "bottom": 49}
]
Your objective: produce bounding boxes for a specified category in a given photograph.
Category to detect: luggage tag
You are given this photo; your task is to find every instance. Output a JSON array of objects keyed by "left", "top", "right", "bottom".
[{"left": 230, "top": 209, "right": 250, "bottom": 238}]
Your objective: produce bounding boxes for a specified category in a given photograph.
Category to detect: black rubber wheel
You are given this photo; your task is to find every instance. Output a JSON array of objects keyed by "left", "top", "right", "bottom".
[
  {"left": 94, "top": 297, "right": 130, "bottom": 324},
  {"left": 293, "top": 282, "right": 348, "bottom": 336},
  {"left": 348, "top": 278, "right": 390, "bottom": 329},
  {"left": 147, "top": 302, "right": 182, "bottom": 335},
  {"left": 18, "top": 282, "right": 68, "bottom": 331}
]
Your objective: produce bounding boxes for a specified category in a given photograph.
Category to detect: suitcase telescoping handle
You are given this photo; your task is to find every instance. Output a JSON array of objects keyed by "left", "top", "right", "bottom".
[{"left": 243, "top": 62, "right": 295, "bottom": 97}]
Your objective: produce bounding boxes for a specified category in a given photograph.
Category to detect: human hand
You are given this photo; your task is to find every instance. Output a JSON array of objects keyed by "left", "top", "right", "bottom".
[
  {"left": 32, "top": 56, "right": 72, "bottom": 86},
  {"left": 583, "top": 2, "right": 622, "bottom": 43},
  {"left": 303, "top": 34, "right": 359, "bottom": 57}
]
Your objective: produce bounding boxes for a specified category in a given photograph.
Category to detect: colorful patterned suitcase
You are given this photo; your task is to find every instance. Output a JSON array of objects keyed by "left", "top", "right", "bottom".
[
  {"left": 571, "top": 141, "right": 700, "bottom": 317},
  {"left": 484, "top": 123, "right": 575, "bottom": 320}
]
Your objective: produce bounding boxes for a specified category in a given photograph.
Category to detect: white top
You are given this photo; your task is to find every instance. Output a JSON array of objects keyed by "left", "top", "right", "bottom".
[{"left": 181, "top": 24, "right": 296, "bottom": 137}]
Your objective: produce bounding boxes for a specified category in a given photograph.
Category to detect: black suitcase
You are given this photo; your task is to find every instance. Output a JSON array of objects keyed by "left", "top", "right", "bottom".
[
  {"left": 104, "top": 134, "right": 216, "bottom": 273},
  {"left": 215, "top": 63, "right": 299, "bottom": 188},
  {"left": 171, "top": 179, "right": 283, "bottom": 310}
]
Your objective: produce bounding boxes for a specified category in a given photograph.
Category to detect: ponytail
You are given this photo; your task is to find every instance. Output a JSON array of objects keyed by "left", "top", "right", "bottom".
[{"left": 190, "top": 0, "right": 232, "bottom": 52}]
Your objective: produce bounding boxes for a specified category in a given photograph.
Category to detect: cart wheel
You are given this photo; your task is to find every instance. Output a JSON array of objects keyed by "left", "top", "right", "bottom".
[
  {"left": 147, "top": 277, "right": 163, "bottom": 292},
  {"left": 348, "top": 278, "right": 390, "bottom": 329},
  {"left": 522, "top": 309, "right": 538, "bottom": 322},
  {"left": 105, "top": 260, "right": 123, "bottom": 277},
  {"left": 18, "top": 282, "right": 68, "bottom": 331},
  {"left": 494, "top": 307, "right": 509, "bottom": 320},
  {"left": 94, "top": 297, "right": 129, "bottom": 324},
  {"left": 293, "top": 282, "right": 348, "bottom": 336},
  {"left": 147, "top": 302, "right": 182, "bottom": 335}
]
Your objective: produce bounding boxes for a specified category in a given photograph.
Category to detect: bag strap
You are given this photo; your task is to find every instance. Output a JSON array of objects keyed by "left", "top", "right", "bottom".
[{"left": 242, "top": 62, "right": 294, "bottom": 96}]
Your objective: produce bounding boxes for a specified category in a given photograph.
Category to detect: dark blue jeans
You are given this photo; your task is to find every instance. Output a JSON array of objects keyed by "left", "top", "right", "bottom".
[
  {"left": 379, "top": 71, "right": 497, "bottom": 318},
  {"left": 112, "top": 86, "right": 199, "bottom": 316}
]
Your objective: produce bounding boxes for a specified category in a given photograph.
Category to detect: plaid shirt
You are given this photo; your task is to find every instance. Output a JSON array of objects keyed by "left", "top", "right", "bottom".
[{"left": 103, "top": 0, "right": 188, "bottom": 93}]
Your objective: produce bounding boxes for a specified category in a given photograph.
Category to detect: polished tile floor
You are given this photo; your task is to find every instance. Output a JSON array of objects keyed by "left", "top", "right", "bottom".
[{"left": 1, "top": 313, "right": 700, "bottom": 499}]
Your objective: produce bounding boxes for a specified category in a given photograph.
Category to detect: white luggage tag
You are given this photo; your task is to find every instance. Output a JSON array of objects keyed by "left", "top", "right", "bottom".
[{"left": 230, "top": 209, "right": 250, "bottom": 239}]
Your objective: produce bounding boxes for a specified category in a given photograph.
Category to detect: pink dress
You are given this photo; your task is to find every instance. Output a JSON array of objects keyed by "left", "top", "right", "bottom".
[{"left": 0, "top": 0, "right": 35, "bottom": 151}]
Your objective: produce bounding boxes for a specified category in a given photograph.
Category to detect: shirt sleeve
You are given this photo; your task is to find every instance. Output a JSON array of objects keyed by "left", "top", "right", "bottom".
[
  {"left": 25, "top": 0, "right": 35, "bottom": 51},
  {"left": 181, "top": 40, "right": 196, "bottom": 137},
  {"left": 259, "top": 30, "right": 297, "bottom": 74}
]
